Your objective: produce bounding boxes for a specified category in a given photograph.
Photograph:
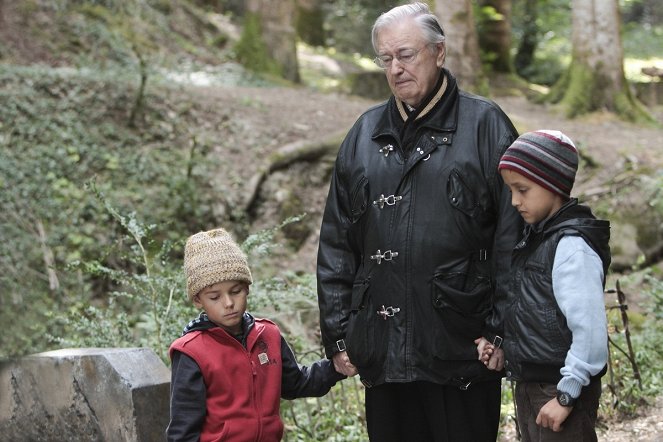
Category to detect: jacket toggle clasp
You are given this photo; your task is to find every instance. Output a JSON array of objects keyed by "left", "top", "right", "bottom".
[
  {"left": 377, "top": 305, "right": 400, "bottom": 320},
  {"left": 415, "top": 147, "right": 431, "bottom": 161},
  {"left": 370, "top": 249, "right": 398, "bottom": 264},
  {"left": 379, "top": 144, "right": 394, "bottom": 157},
  {"left": 373, "top": 194, "right": 402, "bottom": 209}
]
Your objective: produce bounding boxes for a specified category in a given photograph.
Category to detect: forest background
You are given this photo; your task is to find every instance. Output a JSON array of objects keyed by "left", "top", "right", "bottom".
[{"left": 1, "top": 0, "right": 662, "bottom": 440}]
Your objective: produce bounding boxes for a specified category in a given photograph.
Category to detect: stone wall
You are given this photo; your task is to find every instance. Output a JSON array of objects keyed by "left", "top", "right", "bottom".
[{"left": 0, "top": 348, "right": 171, "bottom": 442}]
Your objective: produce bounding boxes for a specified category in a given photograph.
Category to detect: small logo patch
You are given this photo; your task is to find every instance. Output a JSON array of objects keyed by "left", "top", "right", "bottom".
[{"left": 258, "top": 352, "right": 269, "bottom": 365}]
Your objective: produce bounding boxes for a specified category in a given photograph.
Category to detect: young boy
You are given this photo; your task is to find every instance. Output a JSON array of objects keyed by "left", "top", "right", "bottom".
[
  {"left": 479, "top": 130, "right": 611, "bottom": 441},
  {"left": 166, "top": 228, "right": 345, "bottom": 442}
]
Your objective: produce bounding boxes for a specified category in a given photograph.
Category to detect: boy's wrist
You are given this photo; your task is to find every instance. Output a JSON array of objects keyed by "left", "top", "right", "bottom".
[{"left": 556, "top": 391, "right": 577, "bottom": 407}]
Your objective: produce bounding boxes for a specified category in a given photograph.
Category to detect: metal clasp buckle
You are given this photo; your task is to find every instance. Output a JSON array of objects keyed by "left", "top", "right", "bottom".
[
  {"left": 373, "top": 194, "right": 403, "bottom": 209},
  {"left": 336, "top": 339, "right": 346, "bottom": 352},
  {"left": 370, "top": 249, "right": 399, "bottom": 264},
  {"left": 492, "top": 335, "right": 503, "bottom": 348},
  {"left": 377, "top": 305, "right": 401, "bottom": 320},
  {"left": 379, "top": 144, "right": 394, "bottom": 157}
]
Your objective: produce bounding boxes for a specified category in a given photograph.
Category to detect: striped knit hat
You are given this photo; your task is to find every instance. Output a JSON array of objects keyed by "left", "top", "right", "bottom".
[
  {"left": 498, "top": 130, "right": 578, "bottom": 198},
  {"left": 184, "top": 228, "right": 253, "bottom": 301}
]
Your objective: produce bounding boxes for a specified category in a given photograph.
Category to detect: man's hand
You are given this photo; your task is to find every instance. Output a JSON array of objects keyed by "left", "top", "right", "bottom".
[
  {"left": 536, "top": 397, "right": 572, "bottom": 432},
  {"left": 474, "top": 337, "right": 504, "bottom": 371},
  {"left": 332, "top": 351, "right": 358, "bottom": 377}
]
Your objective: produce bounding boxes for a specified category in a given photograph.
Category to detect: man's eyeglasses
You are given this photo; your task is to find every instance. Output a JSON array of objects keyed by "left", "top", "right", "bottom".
[{"left": 373, "top": 46, "right": 429, "bottom": 69}]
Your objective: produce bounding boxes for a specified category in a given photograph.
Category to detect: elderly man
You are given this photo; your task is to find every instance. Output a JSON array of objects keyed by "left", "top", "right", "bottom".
[{"left": 316, "top": 3, "right": 522, "bottom": 441}]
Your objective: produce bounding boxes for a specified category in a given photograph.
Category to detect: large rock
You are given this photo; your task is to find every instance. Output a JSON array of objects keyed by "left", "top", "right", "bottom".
[{"left": 0, "top": 347, "right": 171, "bottom": 442}]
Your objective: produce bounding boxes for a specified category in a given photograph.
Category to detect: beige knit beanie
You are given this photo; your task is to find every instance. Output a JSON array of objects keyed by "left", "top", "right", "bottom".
[{"left": 184, "top": 228, "right": 253, "bottom": 301}]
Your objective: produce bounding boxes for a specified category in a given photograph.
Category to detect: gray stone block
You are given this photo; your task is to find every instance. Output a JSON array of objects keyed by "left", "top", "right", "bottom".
[{"left": 0, "top": 348, "right": 171, "bottom": 442}]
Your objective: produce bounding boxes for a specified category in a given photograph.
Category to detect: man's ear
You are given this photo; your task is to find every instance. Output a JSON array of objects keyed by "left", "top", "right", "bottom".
[
  {"left": 436, "top": 42, "right": 446, "bottom": 68},
  {"left": 192, "top": 294, "right": 203, "bottom": 309}
]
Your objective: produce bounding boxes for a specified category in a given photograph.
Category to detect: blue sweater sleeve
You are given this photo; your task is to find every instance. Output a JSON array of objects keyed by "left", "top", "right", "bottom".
[
  {"left": 280, "top": 337, "right": 346, "bottom": 400},
  {"left": 166, "top": 351, "right": 206, "bottom": 442},
  {"left": 552, "top": 235, "right": 608, "bottom": 398}
]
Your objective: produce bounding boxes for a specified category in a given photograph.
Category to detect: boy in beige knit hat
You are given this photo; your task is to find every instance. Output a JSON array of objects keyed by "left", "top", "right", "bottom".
[{"left": 166, "top": 228, "right": 345, "bottom": 442}]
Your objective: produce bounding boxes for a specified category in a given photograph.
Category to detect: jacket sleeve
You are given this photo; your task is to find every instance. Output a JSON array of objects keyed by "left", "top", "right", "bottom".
[
  {"left": 280, "top": 336, "right": 346, "bottom": 399},
  {"left": 166, "top": 351, "right": 206, "bottom": 442},
  {"left": 316, "top": 132, "right": 362, "bottom": 358},
  {"left": 482, "top": 113, "right": 523, "bottom": 342}
]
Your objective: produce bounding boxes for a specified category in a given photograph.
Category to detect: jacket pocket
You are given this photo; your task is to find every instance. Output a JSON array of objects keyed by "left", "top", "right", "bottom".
[
  {"left": 431, "top": 273, "right": 492, "bottom": 360},
  {"left": 432, "top": 272, "right": 492, "bottom": 316},
  {"left": 345, "top": 278, "right": 385, "bottom": 371},
  {"left": 447, "top": 168, "right": 480, "bottom": 218},
  {"left": 350, "top": 175, "right": 369, "bottom": 223}
]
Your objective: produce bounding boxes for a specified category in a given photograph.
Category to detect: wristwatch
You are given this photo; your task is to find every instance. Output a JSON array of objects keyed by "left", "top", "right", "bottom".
[{"left": 556, "top": 391, "right": 577, "bottom": 407}]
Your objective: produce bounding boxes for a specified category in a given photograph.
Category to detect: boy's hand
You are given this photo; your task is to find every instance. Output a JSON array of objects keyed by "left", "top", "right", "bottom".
[
  {"left": 536, "top": 398, "right": 572, "bottom": 432},
  {"left": 332, "top": 351, "right": 357, "bottom": 377}
]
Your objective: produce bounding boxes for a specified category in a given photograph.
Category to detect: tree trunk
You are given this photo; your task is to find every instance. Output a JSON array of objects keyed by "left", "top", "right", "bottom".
[
  {"left": 514, "top": 0, "right": 537, "bottom": 76},
  {"left": 548, "top": 0, "right": 650, "bottom": 121},
  {"left": 246, "top": 0, "right": 300, "bottom": 83},
  {"left": 479, "top": 0, "right": 513, "bottom": 73},
  {"left": 296, "top": 0, "right": 325, "bottom": 47},
  {"left": 435, "top": 0, "right": 483, "bottom": 91}
]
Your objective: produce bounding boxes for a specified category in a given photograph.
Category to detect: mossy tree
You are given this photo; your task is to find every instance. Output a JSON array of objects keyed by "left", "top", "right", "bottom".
[
  {"left": 547, "top": 0, "right": 652, "bottom": 122},
  {"left": 478, "top": 0, "right": 513, "bottom": 74},
  {"left": 235, "top": 0, "right": 300, "bottom": 83}
]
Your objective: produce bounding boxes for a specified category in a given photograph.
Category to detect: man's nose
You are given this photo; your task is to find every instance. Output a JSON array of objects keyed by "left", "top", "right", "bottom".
[{"left": 388, "top": 59, "right": 405, "bottom": 73}]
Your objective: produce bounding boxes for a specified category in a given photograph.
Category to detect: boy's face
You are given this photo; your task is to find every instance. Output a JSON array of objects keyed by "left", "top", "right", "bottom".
[
  {"left": 193, "top": 281, "right": 248, "bottom": 335},
  {"left": 501, "top": 169, "right": 564, "bottom": 225}
]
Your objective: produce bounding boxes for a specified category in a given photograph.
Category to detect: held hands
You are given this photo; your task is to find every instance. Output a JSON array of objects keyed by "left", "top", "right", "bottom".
[
  {"left": 332, "top": 351, "right": 358, "bottom": 377},
  {"left": 536, "top": 398, "right": 572, "bottom": 432},
  {"left": 474, "top": 337, "right": 504, "bottom": 371}
]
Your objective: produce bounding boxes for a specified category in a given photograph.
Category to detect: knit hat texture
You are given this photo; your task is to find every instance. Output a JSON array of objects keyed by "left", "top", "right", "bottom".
[
  {"left": 498, "top": 130, "right": 578, "bottom": 198},
  {"left": 184, "top": 228, "right": 252, "bottom": 301}
]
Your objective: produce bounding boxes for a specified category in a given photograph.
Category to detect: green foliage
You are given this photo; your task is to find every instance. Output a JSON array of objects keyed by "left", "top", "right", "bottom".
[
  {"left": 47, "top": 185, "right": 195, "bottom": 361},
  {"left": 0, "top": 64, "right": 224, "bottom": 358},
  {"left": 602, "top": 275, "right": 663, "bottom": 417},
  {"left": 510, "top": 0, "right": 571, "bottom": 85},
  {"left": 282, "top": 370, "right": 367, "bottom": 441}
]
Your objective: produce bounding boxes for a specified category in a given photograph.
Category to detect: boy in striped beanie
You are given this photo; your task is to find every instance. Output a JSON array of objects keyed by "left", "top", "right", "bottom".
[{"left": 479, "top": 130, "right": 611, "bottom": 441}]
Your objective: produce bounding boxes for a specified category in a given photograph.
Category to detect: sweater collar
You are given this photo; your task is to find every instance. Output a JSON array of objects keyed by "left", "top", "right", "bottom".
[
  {"left": 372, "top": 68, "right": 458, "bottom": 141},
  {"left": 182, "top": 311, "right": 255, "bottom": 344}
]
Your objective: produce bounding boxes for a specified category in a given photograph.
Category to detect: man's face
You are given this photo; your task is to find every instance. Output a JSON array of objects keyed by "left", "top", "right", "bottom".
[{"left": 375, "top": 18, "right": 445, "bottom": 108}]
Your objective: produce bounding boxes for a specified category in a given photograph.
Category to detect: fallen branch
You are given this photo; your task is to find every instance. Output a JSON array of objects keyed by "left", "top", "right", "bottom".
[{"left": 241, "top": 130, "right": 346, "bottom": 214}]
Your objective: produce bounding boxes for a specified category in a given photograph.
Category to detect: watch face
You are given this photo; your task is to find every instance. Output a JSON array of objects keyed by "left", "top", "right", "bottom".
[
  {"left": 557, "top": 392, "right": 574, "bottom": 406},
  {"left": 559, "top": 393, "right": 570, "bottom": 405}
]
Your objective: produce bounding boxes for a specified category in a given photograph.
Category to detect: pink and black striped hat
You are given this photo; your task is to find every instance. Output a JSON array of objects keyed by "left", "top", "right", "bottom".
[{"left": 498, "top": 130, "right": 578, "bottom": 198}]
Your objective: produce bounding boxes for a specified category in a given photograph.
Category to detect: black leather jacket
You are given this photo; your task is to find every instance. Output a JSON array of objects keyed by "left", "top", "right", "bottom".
[{"left": 317, "top": 71, "right": 522, "bottom": 387}]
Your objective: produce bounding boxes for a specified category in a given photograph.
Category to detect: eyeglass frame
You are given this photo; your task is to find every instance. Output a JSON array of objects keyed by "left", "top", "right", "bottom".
[{"left": 373, "top": 44, "right": 436, "bottom": 69}]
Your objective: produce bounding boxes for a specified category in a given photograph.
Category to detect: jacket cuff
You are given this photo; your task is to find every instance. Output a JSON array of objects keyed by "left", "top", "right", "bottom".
[
  {"left": 324, "top": 339, "right": 346, "bottom": 359},
  {"left": 480, "top": 330, "right": 503, "bottom": 348},
  {"left": 557, "top": 377, "right": 582, "bottom": 398}
]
